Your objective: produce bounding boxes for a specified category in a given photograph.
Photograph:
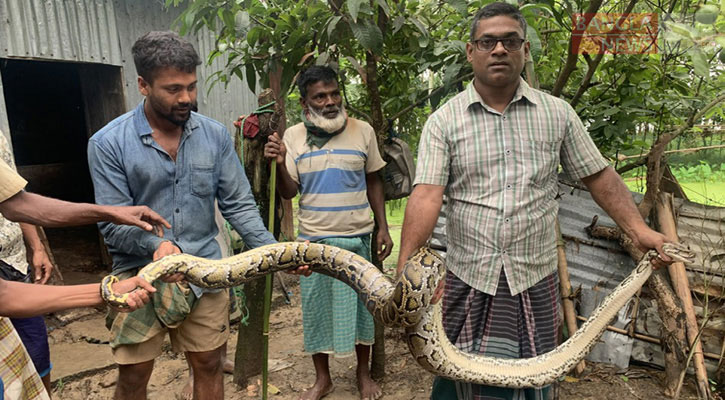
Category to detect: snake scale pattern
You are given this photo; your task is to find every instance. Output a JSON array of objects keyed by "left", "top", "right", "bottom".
[{"left": 101, "top": 241, "right": 694, "bottom": 388}]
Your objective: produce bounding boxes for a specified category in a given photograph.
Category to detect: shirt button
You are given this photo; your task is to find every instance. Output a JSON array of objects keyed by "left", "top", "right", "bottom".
[
  {"left": 502, "top": 250, "right": 508, "bottom": 254},
  {"left": 506, "top": 184, "right": 512, "bottom": 190},
  {"left": 502, "top": 116, "right": 507, "bottom": 121},
  {"left": 505, "top": 149, "right": 511, "bottom": 156},
  {"left": 175, "top": 208, "right": 180, "bottom": 213},
  {"left": 505, "top": 218, "right": 510, "bottom": 223}
]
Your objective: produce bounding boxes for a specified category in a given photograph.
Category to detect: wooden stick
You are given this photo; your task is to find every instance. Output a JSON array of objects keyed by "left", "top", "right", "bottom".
[
  {"left": 656, "top": 193, "right": 711, "bottom": 399},
  {"left": 574, "top": 315, "right": 721, "bottom": 361},
  {"left": 556, "top": 222, "right": 586, "bottom": 375},
  {"left": 618, "top": 144, "right": 725, "bottom": 160}
]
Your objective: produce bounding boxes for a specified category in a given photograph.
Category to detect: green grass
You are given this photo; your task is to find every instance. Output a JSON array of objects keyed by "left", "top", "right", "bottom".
[
  {"left": 384, "top": 198, "right": 407, "bottom": 270},
  {"left": 624, "top": 177, "right": 725, "bottom": 206}
]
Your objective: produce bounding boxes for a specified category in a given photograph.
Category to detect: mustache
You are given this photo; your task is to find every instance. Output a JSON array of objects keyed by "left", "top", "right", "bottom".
[{"left": 173, "top": 102, "right": 197, "bottom": 112}]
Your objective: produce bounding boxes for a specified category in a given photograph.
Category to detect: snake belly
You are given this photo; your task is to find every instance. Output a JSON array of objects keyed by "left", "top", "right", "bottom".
[{"left": 101, "top": 242, "right": 694, "bottom": 388}]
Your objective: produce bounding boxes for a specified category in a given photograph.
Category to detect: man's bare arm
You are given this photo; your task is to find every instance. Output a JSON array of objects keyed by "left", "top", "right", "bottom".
[
  {"left": 0, "top": 191, "right": 170, "bottom": 234},
  {"left": 0, "top": 277, "right": 156, "bottom": 317},
  {"left": 395, "top": 184, "right": 445, "bottom": 275},
  {"left": 581, "top": 166, "right": 670, "bottom": 264}
]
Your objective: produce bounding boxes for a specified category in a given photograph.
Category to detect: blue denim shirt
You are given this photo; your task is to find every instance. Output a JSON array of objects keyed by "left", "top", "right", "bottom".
[{"left": 88, "top": 101, "right": 276, "bottom": 294}]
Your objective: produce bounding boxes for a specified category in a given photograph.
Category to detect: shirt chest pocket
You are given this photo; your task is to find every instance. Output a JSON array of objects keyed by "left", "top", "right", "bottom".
[
  {"left": 521, "top": 140, "right": 560, "bottom": 188},
  {"left": 331, "top": 158, "right": 366, "bottom": 189},
  {"left": 190, "top": 164, "right": 215, "bottom": 198}
]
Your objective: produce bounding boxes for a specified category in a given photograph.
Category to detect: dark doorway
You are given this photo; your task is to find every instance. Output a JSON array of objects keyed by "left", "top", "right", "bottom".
[{"left": 1, "top": 59, "right": 126, "bottom": 279}]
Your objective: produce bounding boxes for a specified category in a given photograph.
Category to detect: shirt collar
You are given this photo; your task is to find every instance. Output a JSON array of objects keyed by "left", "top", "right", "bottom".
[
  {"left": 133, "top": 100, "right": 200, "bottom": 137},
  {"left": 465, "top": 77, "right": 538, "bottom": 111}
]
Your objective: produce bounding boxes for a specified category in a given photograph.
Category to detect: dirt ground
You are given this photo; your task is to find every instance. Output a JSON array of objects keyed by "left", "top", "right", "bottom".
[{"left": 45, "top": 279, "right": 708, "bottom": 400}]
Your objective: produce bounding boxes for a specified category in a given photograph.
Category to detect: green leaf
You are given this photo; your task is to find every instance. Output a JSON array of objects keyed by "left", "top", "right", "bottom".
[
  {"left": 430, "top": 87, "right": 445, "bottom": 109},
  {"left": 695, "top": 5, "right": 719, "bottom": 25},
  {"left": 418, "top": 34, "right": 429, "bottom": 48},
  {"left": 526, "top": 25, "right": 542, "bottom": 62},
  {"left": 316, "top": 51, "right": 330, "bottom": 65},
  {"left": 221, "top": 9, "right": 235, "bottom": 31},
  {"left": 392, "top": 16, "right": 405, "bottom": 33},
  {"left": 327, "top": 16, "right": 342, "bottom": 37},
  {"left": 715, "top": 35, "right": 725, "bottom": 47},
  {"left": 443, "top": 63, "right": 462, "bottom": 87},
  {"left": 246, "top": 64, "right": 256, "bottom": 93},
  {"left": 348, "top": 0, "right": 363, "bottom": 23},
  {"left": 409, "top": 16, "right": 428, "bottom": 37},
  {"left": 349, "top": 20, "right": 383, "bottom": 51},
  {"left": 247, "top": 26, "right": 263, "bottom": 46},
  {"left": 446, "top": 0, "right": 468, "bottom": 15},
  {"left": 375, "top": 0, "right": 391, "bottom": 17},
  {"left": 665, "top": 21, "right": 694, "bottom": 40},
  {"left": 689, "top": 48, "right": 709, "bottom": 77}
]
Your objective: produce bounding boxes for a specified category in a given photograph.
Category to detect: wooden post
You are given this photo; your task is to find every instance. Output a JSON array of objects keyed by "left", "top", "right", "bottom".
[
  {"left": 555, "top": 221, "right": 585, "bottom": 375},
  {"left": 233, "top": 89, "right": 281, "bottom": 387},
  {"left": 656, "top": 193, "right": 711, "bottom": 399}
]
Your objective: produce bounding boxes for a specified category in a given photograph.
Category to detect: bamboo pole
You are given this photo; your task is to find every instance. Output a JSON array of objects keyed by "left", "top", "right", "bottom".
[
  {"left": 261, "top": 162, "right": 277, "bottom": 400},
  {"left": 574, "top": 315, "right": 722, "bottom": 361},
  {"left": 555, "top": 221, "right": 586, "bottom": 375},
  {"left": 617, "top": 144, "right": 725, "bottom": 160},
  {"left": 656, "top": 193, "right": 711, "bottom": 399}
]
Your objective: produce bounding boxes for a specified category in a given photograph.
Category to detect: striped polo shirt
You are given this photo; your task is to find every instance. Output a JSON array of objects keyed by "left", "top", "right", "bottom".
[
  {"left": 283, "top": 118, "right": 386, "bottom": 241},
  {"left": 416, "top": 79, "right": 609, "bottom": 295}
]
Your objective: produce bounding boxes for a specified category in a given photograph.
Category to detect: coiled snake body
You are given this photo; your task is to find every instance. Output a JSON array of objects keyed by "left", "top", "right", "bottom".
[{"left": 101, "top": 242, "right": 694, "bottom": 388}]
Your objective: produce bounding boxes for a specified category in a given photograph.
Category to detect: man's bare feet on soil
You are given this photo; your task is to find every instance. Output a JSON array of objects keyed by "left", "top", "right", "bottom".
[
  {"left": 357, "top": 372, "right": 382, "bottom": 400},
  {"left": 222, "top": 357, "right": 234, "bottom": 374},
  {"left": 299, "top": 379, "right": 334, "bottom": 400},
  {"left": 179, "top": 380, "right": 193, "bottom": 400}
]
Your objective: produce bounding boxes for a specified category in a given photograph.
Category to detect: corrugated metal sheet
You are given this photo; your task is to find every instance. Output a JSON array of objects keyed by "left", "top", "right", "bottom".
[
  {"left": 112, "top": 0, "right": 258, "bottom": 129},
  {"left": 0, "top": 0, "right": 123, "bottom": 65}
]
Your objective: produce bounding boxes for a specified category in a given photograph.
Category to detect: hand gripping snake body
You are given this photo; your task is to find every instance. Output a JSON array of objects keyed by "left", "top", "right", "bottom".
[{"left": 101, "top": 242, "right": 694, "bottom": 388}]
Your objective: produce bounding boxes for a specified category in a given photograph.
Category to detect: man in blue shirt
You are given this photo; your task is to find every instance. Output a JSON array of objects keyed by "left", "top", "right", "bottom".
[{"left": 88, "top": 31, "right": 280, "bottom": 400}]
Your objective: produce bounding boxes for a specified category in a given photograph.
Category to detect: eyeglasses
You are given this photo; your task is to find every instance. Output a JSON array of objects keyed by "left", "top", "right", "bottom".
[{"left": 472, "top": 37, "right": 525, "bottom": 52}]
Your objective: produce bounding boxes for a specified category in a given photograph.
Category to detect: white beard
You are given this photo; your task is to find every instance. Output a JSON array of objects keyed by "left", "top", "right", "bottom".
[{"left": 307, "top": 104, "right": 347, "bottom": 133}]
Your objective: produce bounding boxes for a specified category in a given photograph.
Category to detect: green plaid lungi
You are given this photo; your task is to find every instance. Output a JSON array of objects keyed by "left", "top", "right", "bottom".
[
  {"left": 300, "top": 235, "right": 375, "bottom": 357},
  {"left": 106, "top": 270, "right": 197, "bottom": 349}
]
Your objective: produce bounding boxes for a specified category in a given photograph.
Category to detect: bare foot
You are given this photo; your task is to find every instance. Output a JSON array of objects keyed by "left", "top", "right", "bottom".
[
  {"left": 178, "top": 379, "right": 192, "bottom": 400},
  {"left": 299, "top": 380, "right": 334, "bottom": 400},
  {"left": 222, "top": 357, "right": 234, "bottom": 374},
  {"left": 357, "top": 372, "right": 382, "bottom": 400}
]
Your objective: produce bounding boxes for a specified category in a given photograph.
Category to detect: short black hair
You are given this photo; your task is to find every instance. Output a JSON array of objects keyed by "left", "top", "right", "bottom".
[
  {"left": 470, "top": 2, "right": 527, "bottom": 42},
  {"left": 297, "top": 66, "right": 338, "bottom": 98},
  {"left": 132, "top": 31, "right": 201, "bottom": 83}
]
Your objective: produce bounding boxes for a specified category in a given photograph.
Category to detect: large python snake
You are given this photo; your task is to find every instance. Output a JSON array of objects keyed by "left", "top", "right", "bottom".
[{"left": 101, "top": 241, "right": 694, "bottom": 388}]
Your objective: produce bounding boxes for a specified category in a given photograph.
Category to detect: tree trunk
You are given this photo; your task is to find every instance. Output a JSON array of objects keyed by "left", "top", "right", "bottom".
[{"left": 363, "top": 49, "right": 387, "bottom": 379}]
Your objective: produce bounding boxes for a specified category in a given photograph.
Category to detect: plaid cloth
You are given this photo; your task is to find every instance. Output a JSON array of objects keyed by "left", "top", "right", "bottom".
[
  {"left": 300, "top": 235, "right": 375, "bottom": 357},
  {"left": 106, "top": 270, "right": 197, "bottom": 349},
  {"left": 431, "top": 271, "right": 560, "bottom": 400},
  {"left": 0, "top": 317, "right": 49, "bottom": 400}
]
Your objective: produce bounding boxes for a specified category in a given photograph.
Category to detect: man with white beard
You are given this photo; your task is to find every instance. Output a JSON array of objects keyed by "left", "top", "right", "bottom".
[{"left": 265, "top": 66, "right": 392, "bottom": 400}]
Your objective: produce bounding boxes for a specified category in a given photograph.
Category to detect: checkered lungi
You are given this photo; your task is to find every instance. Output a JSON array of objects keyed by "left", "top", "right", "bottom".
[
  {"left": 0, "top": 317, "right": 49, "bottom": 400},
  {"left": 300, "top": 235, "right": 375, "bottom": 357},
  {"left": 431, "top": 270, "right": 560, "bottom": 400}
]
